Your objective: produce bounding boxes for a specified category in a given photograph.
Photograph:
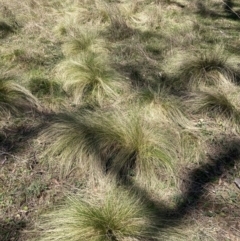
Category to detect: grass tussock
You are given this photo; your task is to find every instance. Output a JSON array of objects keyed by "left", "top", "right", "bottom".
[
  {"left": 56, "top": 52, "right": 128, "bottom": 105},
  {"left": 0, "top": 78, "right": 42, "bottom": 115},
  {"left": 55, "top": 0, "right": 109, "bottom": 37},
  {"left": 62, "top": 30, "right": 105, "bottom": 57},
  {"left": 105, "top": 3, "right": 134, "bottom": 40},
  {"left": 186, "top": 78, "right": 240, "bottom": 128},
  {"left": 41, "top": 110, "right": 99, "bottom": 178},
  {"left": 165, "top": 45, "right": 240, "bottom": 90},
  {"left": 139, "top": 87, "right": 190, "bottom": 127},
  {"left": 42, "top": 107, "right": 176, "bottom": 183},
  {"left": 37, "top": 188, "right": 157, "bottom": 241},
  {"left": 2, "top": 1, "right": 240, "bottom": 240}
]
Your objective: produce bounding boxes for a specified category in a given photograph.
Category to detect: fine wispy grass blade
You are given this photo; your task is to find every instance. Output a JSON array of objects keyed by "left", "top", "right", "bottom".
[{"left": 179, "top": 129, "right": 204, "bottom": 165}]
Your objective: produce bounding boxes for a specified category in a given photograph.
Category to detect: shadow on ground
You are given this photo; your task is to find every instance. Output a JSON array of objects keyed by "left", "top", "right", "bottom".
[
  {"left": 0, "top": 219, "right": 26, "bottom": 241},
  {"left": 0, "top": 112, "right": 55, "bottom": 153},
  {"left": 120, "top": 137, "right": 240, "bottom": 233},
  {"left": 196, "top": 0, "right": 240, "bottom": 20},
  {"left": 1, "top": 113, "right": 240, "bottom": 239}
]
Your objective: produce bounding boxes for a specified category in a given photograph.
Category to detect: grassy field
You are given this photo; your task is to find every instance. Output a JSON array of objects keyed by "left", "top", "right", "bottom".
[{"left": 0, "top": 0, "right": 240, "bottom": 240}]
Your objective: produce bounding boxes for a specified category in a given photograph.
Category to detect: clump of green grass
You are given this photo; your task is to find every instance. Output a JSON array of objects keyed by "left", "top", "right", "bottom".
[
  {"left": 0, "top": 77, "right": 42, "bottom": 115},
  {"left": 37, "top": 188, "right": 157, "bottom": 241},
  {"left": 164, "top": 45, "right": 240, "bottom": 90},
  {"left": 42, "top": 107, "right": 176, "bottom": 183},
  {"left": 56, "top": 52, "right": 127, "bottom": 105}
]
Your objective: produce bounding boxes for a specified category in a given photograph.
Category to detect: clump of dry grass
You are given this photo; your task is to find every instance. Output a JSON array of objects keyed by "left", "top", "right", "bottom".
[
  {"left": 164, "top": 45, "right": 240, "bottom": 90},
  {"left": 0, "top": 77, "right": 42, "bottom": 115},
  {"left": 41, "top": 106, "right": 177, "bottom": 184},
  {"left": 139, "top": 86, "right": 190, "bottom": 128},
  {"left": 179, "top": 129, "right": 204, "bottom": 165},
  {"left": 36, "top": 186, "right": 158, "bottom": 241},
  {"left": 105, "top": 3, "right": 134, "bottom": 40},
  {"left": 186, "top": 76, "right": 240, "bottom": 130},
  {"left": 62, "top": 29, "right": 105, "bottom": 56},
  {"left": 56, "top": 51, "right": 128, "bottom": 105},
  {"left": 54, "top": 0, "right": 109, "bottom": 38}
]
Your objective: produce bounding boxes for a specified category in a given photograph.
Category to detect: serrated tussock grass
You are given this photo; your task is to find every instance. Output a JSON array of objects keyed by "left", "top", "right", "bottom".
[
  {"left": 56, "top": 52, "right": 128, "bottom": 105},
  {"left": 92, "top": 107, "right": 176, "bottom": 183},
  {"left": 186, "top": 79, "right": 240, "bottom": 129},
  {"left": 62, "top": 30, "right": 105, "bottom": 56},
  {"left": 104, "top": 3, "right": 134, "bottom": 40},
  {"left": 42, "top": 107, "right": 176, "bottom": 183},
  {"left": 41, "top": 110, "right": 97, "bottom": 178},
  {"left": 0, "top": 78, "right": 42, "bottom": 115},
  {"left": 55, "top": 0, "right": 109, "bottom": 37},
  {"left": 139, "top": 87, "right": 190, "bottom": 128},
  {"left": 37, "top": 188, "right": 157, "bottom": 241},
  {"left": 164, "top": 45, "right": 240, "bottom": 90}
]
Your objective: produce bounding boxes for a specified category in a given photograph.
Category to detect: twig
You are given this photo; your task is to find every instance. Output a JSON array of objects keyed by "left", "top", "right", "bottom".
[
  {"left": 0, "top": 151, "right": 27, "bottom": 162},
  {"left": 234, "top": 177, "right": 240, "bottom": 190},
  {"left": 221, "top": 0, "right": 240, "bottom": 19}
]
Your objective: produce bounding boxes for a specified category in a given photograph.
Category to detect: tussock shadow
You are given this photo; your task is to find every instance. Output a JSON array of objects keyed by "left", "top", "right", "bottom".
[
  {"left": 0, "top": 112, "right": 56, "bottom": 153},
  {"left": 0, "top": 219, "right": 26, "bottom": 241},
  {"left": 223, "top": 0, "right": 240, "bottom": 20},
  {"left": 0, "top": 121, "right": 46, "bottom": 153},
  {"left": 119, "top": 138, "right": 240, "bottom": 231},
  {"left": 223, "top": 0, "right": 234, "bottom": 11},
  {"left": 0, "top": 21, "right": 14, "bottom": 39},
  {"left": 0, "top": 106, "right": 101, "bottom": 155},
  {"left": 116, "top": 61, "right": 169, "bottom": 95},
  {"left": 196, "top": 0, "right": 240, "bottom": 20},
  {"left": 177, "top": 139, "right": 240, "bottom": 215},
  {"left": 118, "top": 63, "right": 151, "bottom": 88},
  {"left": 195, "top": 1, "right": 223, "bottom": 18},
  {"left": 167, "top": 1, "right": 185, "bottom": 8},
  {"left": 112, "top": 30, "right": 167, "bottom": 90}
]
